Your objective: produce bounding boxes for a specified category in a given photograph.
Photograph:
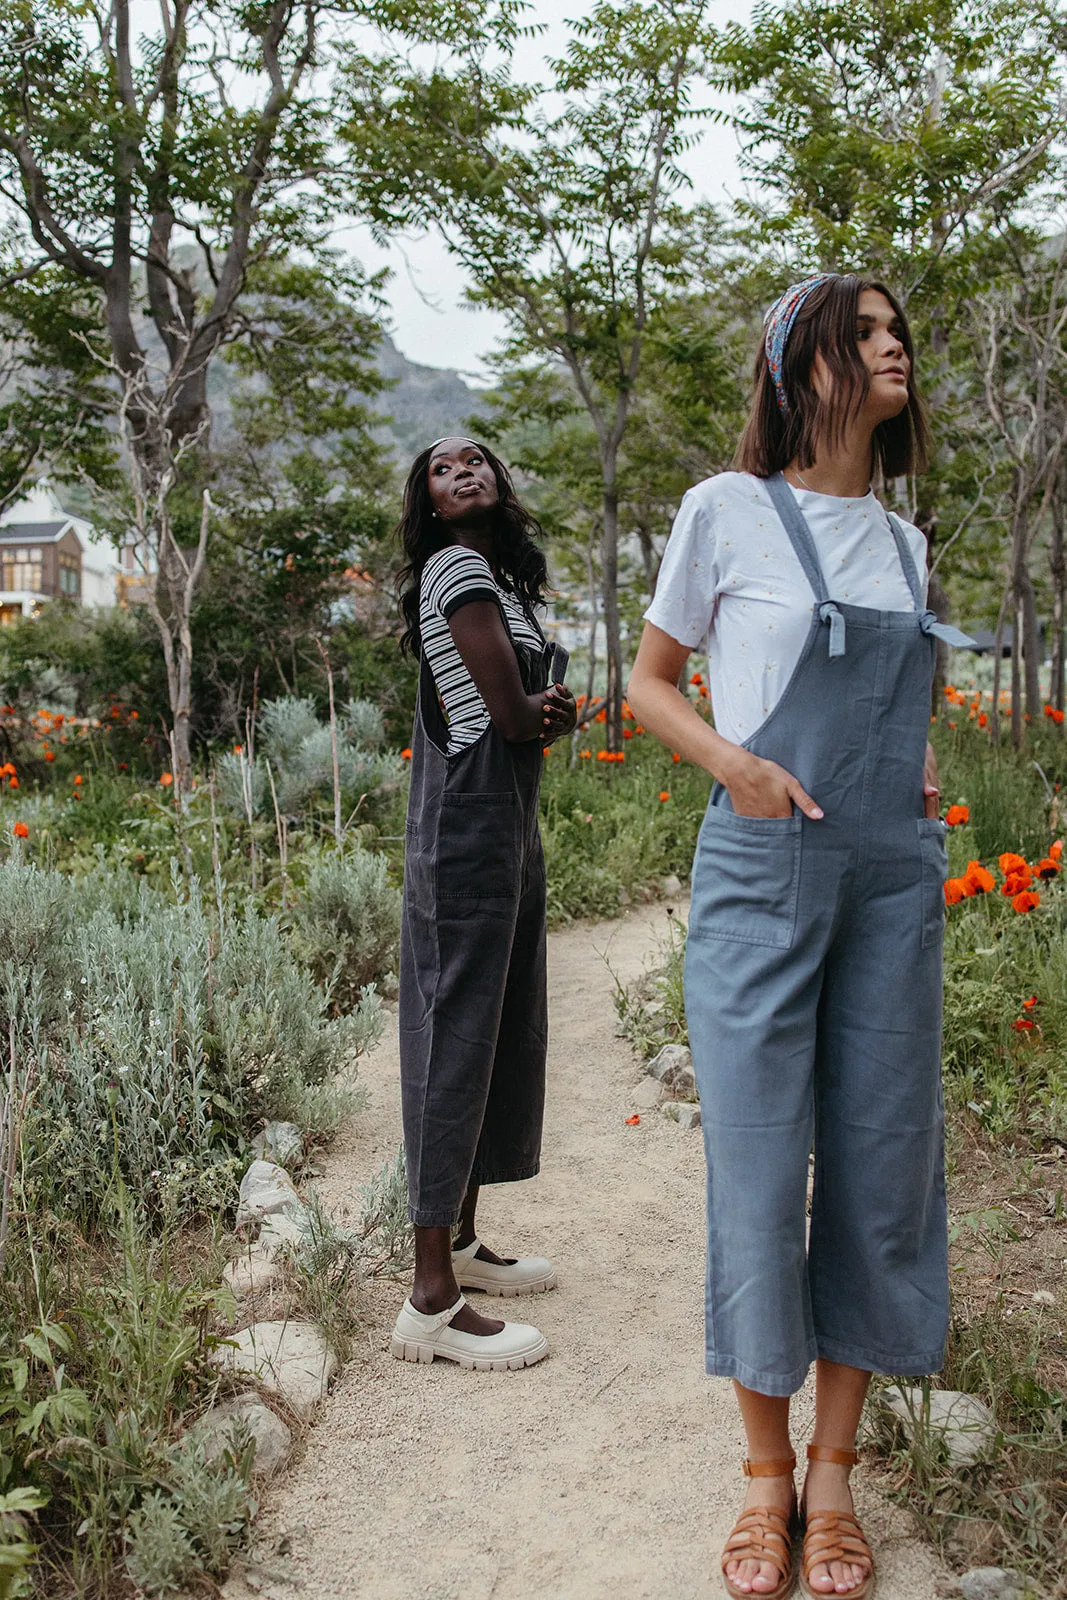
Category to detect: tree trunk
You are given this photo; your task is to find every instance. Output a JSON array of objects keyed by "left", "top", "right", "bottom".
[
  {"left": 1050, "top": 477, "right": 1065, "bottom": 720},
  {"left": 1020, "top": 563, "right": 1041, "bottom": 724},
  {"left": 600, "top": 460, "right": 623, "bottom": 754}
]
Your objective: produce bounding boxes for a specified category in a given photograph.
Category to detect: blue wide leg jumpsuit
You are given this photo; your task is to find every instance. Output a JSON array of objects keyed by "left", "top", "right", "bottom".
[{"left": 684, "top": 473, "right": 972, "bottom": 1395}]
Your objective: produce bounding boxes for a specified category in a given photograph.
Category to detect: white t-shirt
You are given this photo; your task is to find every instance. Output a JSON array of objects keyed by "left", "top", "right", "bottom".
[{"left": 644, "top": 471, "right": 928, "bottom": 746}]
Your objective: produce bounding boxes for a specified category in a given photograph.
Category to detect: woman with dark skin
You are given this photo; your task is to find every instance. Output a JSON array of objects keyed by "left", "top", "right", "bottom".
[{"left": 391, "top": 437, "right": 576, "bottom": 1370}]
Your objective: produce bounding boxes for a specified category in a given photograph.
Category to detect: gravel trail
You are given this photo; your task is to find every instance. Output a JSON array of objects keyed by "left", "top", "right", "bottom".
[{"left": 225, "top": 905, "right": 947, "bottom": 1600}]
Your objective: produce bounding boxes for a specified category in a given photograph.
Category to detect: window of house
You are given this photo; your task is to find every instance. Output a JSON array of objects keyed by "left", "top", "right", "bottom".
[
  {"left": 59, "top": 553, "right": 80, "bottom": 596},
  {"left": 1, "top": 548, "right": 43, "bottom": 592}
]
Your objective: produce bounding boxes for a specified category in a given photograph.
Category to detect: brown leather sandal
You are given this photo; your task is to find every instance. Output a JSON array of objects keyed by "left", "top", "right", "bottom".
[
  {"left": 721, "top": 1454, "right": 798, "bottom": 1600},
  {"left": 799, "top": 1446, "right": 874, "bottom": 1600}
]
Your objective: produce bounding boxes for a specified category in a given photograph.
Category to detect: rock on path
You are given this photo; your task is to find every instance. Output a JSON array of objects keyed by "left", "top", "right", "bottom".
[{"left": 225, "top": 905, "right": 948, "bottom": 1600}]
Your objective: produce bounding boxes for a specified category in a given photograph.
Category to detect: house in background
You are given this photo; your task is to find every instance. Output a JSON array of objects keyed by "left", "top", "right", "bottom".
[{"left": 0, "top": 482, "right": 119, "bottom": 622}]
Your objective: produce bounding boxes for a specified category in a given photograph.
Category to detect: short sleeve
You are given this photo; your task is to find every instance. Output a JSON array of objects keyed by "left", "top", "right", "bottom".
[
  {"left": 644, "top": 488, "right": 721, "bottom": 649},
  {"left": 423, "top": 546, "right": 500, "bottom": 622}
]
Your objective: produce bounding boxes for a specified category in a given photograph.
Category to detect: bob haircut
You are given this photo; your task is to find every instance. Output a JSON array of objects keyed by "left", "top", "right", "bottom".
[
  {"left": 733, "top": 275, "right": 930, "bottom": 480},
  {"left": 395, "top": 439, "right": 548, "bottom": 658}
]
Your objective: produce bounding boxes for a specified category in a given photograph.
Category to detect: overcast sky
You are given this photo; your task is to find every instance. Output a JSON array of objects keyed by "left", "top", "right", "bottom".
[{"left": 341, "top": 0, "right": 754, "bottom": 379}]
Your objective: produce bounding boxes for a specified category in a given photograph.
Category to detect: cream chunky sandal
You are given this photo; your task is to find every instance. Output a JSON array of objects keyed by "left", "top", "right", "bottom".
[{"left": 390, "top": 1295, "right": 549, "bottom": 1371}]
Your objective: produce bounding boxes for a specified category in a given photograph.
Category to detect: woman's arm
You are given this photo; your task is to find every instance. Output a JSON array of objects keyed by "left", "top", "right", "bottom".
[
  {"left": 448, "top": 600, "right": 552, "bottom": 743},
  {"left": 627, "top": 623, "right": 823, "bottom": 820}
]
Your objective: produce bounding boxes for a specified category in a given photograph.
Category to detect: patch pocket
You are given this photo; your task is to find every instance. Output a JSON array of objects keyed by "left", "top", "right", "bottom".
[
  {"left": 436, "top": 791, "right": 520, "bottom": 901},
  {"left": 688, "top": 807, "right": 802, "bottom": 949},
  {"left": 918, "top": 817, "right": 948, "bottom": 949}
]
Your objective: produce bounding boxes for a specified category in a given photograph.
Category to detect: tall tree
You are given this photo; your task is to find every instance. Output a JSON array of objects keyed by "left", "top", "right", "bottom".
[
  {"left": 341, "top": 0, "right": 714, "bottom": 748},
  {"left": 0, "top": 0, "right": 392, "bottom": 792}
]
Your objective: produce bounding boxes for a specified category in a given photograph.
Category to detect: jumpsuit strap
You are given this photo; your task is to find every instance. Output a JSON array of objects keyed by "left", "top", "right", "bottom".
[
  {"left": 764, "top": 473, "right": 846, "bottom": 659},
  {"left": 887, "top": 512, "right": 977, "bottom": 650}
]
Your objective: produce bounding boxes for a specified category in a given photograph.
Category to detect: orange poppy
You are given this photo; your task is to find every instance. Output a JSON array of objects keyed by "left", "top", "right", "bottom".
[
  {"left": 945, "top": 804, "right": 969, "bottom": 827},
  {"left": 963, "top": 861, "right": 994, "bottom": 894},
  {"left": 8, "top": 777, "right": 17, "bottom": 789},
  {"left": 43, "top": 750, "right": 54, "bottom": 762},
  {"left": 998, "top": 852, "right": 1028, "bottom": 875},
  {"left": 73, "top": 774, "right": 82, "bottom": 785},
  {"left": 159, "top": 771, "right": 174, "bottom": 786},
  {"left": 659, "top": 790, "right": 670, "bottom": 802},
  {"left": 1012, "top": 890, "right": 1040, "bottom": 914},
  {"left": 944, "top": 878, "right": 967, "bottom": 905},
  {"left": 1002, "top": 870, "right": 1033, "bottom": 897},
  {"left": 594, "top": 709, "right": 607, "bottom": 723},
  {"left": 233, "top": 744, "right": 243, "bottom": 755},
  {"left": 978, "top": 712, "right": 988, "bottom": 728},
  {"left": 12, "top": 821, "right": 28, "bottom": 838},
  {"left": 1050, "top": 840, "right": 1063, "bottom": 861},
  {"left": 579, "top": 749, "right": 591, "bottom": 760},
  {"left": 1036, "top": 857, "right": 1060, "bottom": 879},
  {"left": 623, "top": 729, "right": 633, "bottom": 740},
  {"left": 672, "top": 752, "right": 681, "bottom": 763},
  {"left": 690, "top": 672, "right": 703, "bottom": 686},
  {"left": 1044, "top": 704, "right": 1065, "bottom": 724},
  {"left": 1022, "top": 995, "right": 1038, "bottom": 1009},
  {"left": 1013, "top": 1017, "right": 1035, "bottom": 1032},
  {"left": 400, "top": 749, "right": 412, "bottom": 760},
  {"left": 625, "top": 1114, "right": 640, "bottom": 1126}
]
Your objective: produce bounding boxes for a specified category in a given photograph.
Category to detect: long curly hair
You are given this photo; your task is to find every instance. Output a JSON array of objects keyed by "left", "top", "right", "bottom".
[{"left": 395, "top": 440, "right": 549, "bottom": 657}]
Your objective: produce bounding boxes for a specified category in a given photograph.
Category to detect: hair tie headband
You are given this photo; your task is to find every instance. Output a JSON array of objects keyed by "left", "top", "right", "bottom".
[
  {"left": 763, "top": 273, "right": 836, "bottom": 414},
  {"left": 429, "top": 436, "right": 480, "bottom": 451}
]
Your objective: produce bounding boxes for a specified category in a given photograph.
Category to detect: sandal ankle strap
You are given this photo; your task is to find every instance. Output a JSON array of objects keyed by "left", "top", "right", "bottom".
[
  {"left": 806, "top": 1444, "right": 858, "bottom": 1466},
  {"left": 743, "top": 1454, "right": 796, "bottom": 1477}
]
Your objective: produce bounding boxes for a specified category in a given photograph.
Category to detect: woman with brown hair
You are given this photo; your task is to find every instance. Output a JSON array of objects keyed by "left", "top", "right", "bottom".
[{"left": 628, "top": 276, "right": 971, "bottom": 1599}]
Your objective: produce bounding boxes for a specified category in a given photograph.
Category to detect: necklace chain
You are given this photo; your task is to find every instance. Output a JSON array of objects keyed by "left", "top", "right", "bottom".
[{"left": 789, "top": 466, "right": 872, "bottom": 497}]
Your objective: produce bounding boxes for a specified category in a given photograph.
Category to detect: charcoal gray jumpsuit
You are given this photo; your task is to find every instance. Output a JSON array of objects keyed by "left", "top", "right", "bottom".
[
  {"left": 399, "top": 610, "right": 555, "bottom": 1227},
  {"left": 685, "top": 473, "right": 973, "bottom": 1395}
]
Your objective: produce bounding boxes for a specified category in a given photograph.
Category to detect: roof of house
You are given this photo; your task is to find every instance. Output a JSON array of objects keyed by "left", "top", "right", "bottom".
[{"left": 0, "top": 521, "right": 73, "bottom": 545}]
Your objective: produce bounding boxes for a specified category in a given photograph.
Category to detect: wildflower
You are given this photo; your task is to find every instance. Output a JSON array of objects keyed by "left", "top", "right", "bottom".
[
  {"left": 43, "top": 750, "right": 54, "bottom": 762},
  {"left": 159, "top": 771, "right": 174, "bottom": 786},
  {"left": 978, "top": 712, "right": 988, "bottom": 728},
  {"left": 12, "top": 821, "right": 28, "bottom": 838},
  {"left": 999, "top": 852, "right": 1028, "bottom": 875},
  {"left": 1022, "top": 995, "right": 1038, "bottom": 1010},
  {"left": 699, "top": 686, "right": 709, "bottom": 699},
  {"left": 596, "top": 749, "right": 611, "bottom": 762},
  {"left": 963, "top": 861, "right": 994, "bottom": 894},
  {"left": 944, "top": 878, "right": 967, "bottom": 906},
  {"left": 622, "top": 701, "right": 634, "bottom": 721},
  {"left": 1012, "top": 890, "right": 1041, "bottom": 914},
  {"left": 625, "top": 1114, "right": 640, "bottom": 1126},
  {"left": 400, "top": 748, "right": 412, "bottom": 760},
  {"left": 73, "top": 774, "right": 82, "bottom": 785},
  {"left": 118, "top": 762, "right": 128, "bottom": 771},
  {"left": 594, "top": 709, "right": 607, "bottom": 723},
  {"left": 634, "top": 725, "right": 645, "bottom": 735},
  {"left": 1013, "top": 1017, "right": 1035, "bottom": 1032},
  {"left": 690, "top": 672, "right": 704, "bottom": 686},
  {"left": 945, "top": 804, "right": 969, "bottom": 827},
  {"left": 1002, "top": 870, "right": 1033, "bottom": 897},
  {"left": 623, "top": 729, "right": 633, "bottom": 740},
  {"left": 0, "top": 763, "right": 15, "bottom": 777},
  {"left": 659, "top": 790, "right": 670, "bottom": 802},
  {"left": 579, "top": 749, "right": 591, "bottom": 760},
  {"left": 8, "top": 777, "right": 17, "bottom": 789},
  {"left": 1051, "top": 840, "right": 1063, "bottom": 861},
  {"left": 542, "top": 745, "right": 551, "bottom": 757},
  {"left": 1044, "top": 704, "right": 1065, "bottom": 724},
  {"left": 233, "top": 744, "right": 243, "bottom": 755},
  {"left": 129, "top": 710, "right": 138, "bottom": 719},
  {"left": 948, "top": 721, "right": 956, "bottom": 730},
  {"left": 1036, "top": 857, "right": 1060, "bottom": 879},
  {"left": 672, "top": 752, "right": 681, "bottom": 763}
]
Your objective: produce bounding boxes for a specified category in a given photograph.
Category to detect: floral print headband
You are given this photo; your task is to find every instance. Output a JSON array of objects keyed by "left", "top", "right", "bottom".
[{"left": 763, "top": 273, "right": 836, "bottom": 413}]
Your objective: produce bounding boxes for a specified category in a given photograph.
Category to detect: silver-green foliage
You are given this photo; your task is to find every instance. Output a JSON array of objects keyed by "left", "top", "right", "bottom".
[
  {"left": 217, "top": 695, "right": 399, "bottom": 820},
  {"left": 0, "top": 862, "right": 380, "bottom": 1225},
  {"left": 291, "top": 847, "right": 401, "bottom": 1011},
  {"left": 123, "top": 1434, "right": 255, "bottom": 1596}
]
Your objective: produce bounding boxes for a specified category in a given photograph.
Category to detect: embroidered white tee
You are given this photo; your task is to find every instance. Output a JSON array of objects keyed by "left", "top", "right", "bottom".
[{"left": 644, "top": 471, "right": 929, "bottom": 746}]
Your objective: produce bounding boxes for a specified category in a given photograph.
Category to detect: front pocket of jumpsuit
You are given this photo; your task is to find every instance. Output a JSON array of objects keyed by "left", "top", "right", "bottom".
[
  {"left": 918, "top": 817, "right": 948, "bottom": 949},
  {"left": 688, "top": 807, "right": 802, "bottom": 949},
  {"left": 436, "top": 792, "right": 520, "bottom": 901}
]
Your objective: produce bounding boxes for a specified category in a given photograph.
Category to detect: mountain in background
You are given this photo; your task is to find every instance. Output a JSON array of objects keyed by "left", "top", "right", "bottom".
[{"left": 374, "top": 335, "right": 481, "bottom": 459}]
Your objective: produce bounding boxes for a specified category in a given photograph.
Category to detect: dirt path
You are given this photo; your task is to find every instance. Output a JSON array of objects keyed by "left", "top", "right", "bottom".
[{"left": 226, "top": 906, "right": 947, "bottom": 1600}]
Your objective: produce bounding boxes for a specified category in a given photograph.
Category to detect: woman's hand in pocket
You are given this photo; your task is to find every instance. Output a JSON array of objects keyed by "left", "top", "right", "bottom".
[
  {"left": 720, "top": 749, "right": 823, "bottom": 819},
  {"left": 541, "top": 685, "right": 577, "bottom": 743},
  {"left": 923, "top": 741, "right": 940, "bottom": 819}
]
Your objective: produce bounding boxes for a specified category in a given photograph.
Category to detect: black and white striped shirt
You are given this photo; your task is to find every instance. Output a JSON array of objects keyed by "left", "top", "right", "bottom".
[{"left": 420, "top": 546, "right": 545, "bottom": 755}]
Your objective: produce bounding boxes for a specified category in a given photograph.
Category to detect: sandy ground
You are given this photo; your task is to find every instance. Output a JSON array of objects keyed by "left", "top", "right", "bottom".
[{"left": 224, "top": 905, "right": 948, "bottom": 1600}]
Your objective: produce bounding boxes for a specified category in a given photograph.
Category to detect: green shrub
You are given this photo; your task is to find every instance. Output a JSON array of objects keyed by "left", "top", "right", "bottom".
[{"left": 290, "top": 847, "right": 401, "bottom": 1012}]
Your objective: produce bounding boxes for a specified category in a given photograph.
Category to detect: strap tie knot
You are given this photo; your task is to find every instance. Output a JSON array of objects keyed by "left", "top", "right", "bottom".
[
  {"left": 919, "top": 610, "right": 978, "bottom": 649},
  {"left": 818, "top": 600, "right": 846, "bottom": 658}
]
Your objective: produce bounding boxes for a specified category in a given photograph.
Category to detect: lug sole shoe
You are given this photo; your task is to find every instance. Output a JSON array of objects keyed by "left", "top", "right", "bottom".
[
  {"left": 390, "top": 1294, "right": 549, "bottom": 1371},
  {"left": 451, "top": 1236, "right": 558, "bottom": 1297}
]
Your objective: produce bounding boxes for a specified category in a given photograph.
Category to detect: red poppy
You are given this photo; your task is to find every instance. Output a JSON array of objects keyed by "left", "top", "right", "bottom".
[
  {"left": 963, "top": 861, "right": 994, "bottom": 894},
  {"left": 978, "top": 712, "right": 988, "bottom": 728},
  {"left": 400, "top": 748, "right": 412, "bottom": 761},
  {"left": 623, "top": 729, "right": 633, "bottom": 740},
  {"left": 1002, "top": 870, "right": 1033, "bottom": 897},
  {"left": 1022, "top": 995, "right": 1038, "bottom": 1009},
  {"left": 672, "top": 752, "right": 681, "bottom": 763},
  {"left": 659, "top": 790, "right": 670, "bottom": 802},
  {"left": 1012, "top": 890, "right": 1041, "bottom": 914},
  {"left": 43, "top": 750, "right": 55, "bottom": 762},
  {"left": 945, "top": 804, "right": 969, "bottom": 827},
  {"left": 1013, "top": 1017, "right": 1035, "bottom": 1032},
  {"left": 12, "top": 821, "right": 28, "bottom": 839},
  {"left": 690, "top": 672, "right": 703, "bottom": 686},
  {"left": 1044, "top": 704, "right": 1065, "bottom": 724}
]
